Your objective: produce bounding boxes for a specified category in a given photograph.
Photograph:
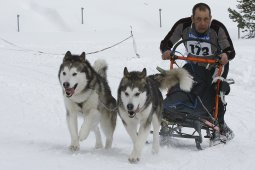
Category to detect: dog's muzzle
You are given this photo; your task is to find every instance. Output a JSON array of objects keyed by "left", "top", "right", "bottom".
[
  {"left": 127, "top": 104, "right": 139, "bottom": 118},
  {"left": 64, "top": 83, "right": 78, "bottom": 97},
  {"left": 128, "top": 110, "right": 136, "bottom": 118}
]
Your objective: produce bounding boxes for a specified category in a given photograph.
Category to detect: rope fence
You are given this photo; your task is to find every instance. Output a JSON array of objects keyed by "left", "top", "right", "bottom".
[{"left": 0, "top": 27, "right": 140, "bottom": 57}]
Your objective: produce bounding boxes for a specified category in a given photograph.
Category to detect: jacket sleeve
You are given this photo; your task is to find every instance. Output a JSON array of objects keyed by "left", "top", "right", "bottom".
[
  {"left": 213, "top": 20, "right": 236, "bottom": 60},
  {"left": 160, "top": 17, "right": 191, "bottom": 52}
]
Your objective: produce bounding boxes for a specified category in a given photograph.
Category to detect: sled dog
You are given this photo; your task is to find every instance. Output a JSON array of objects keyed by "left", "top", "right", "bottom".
[
  {"left": 58, "top": 51, "right": 117, "bottom": 151},
  {"left": 117, "top": 67, "right": 193, "bottom": 163}
]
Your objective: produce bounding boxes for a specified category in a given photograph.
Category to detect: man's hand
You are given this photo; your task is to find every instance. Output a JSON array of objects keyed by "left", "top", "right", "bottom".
[
  {"left": 220, "top": 53, "right": 229, "bottom": 65},
  {"left": 161, "top": 50, "right": 172, "bottom": 60}
]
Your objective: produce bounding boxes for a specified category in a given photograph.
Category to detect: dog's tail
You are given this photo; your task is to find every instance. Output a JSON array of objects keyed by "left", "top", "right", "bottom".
[
  {"left": 93, "top": 59, "right": 108, "bottom": 79},
  {"left": 150, "top": 68, "right": 193, "bottom": 92}
]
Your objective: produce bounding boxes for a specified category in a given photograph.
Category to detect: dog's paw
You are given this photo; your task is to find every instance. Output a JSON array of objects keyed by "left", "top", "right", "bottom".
[
  {"left": 95, "top": 142, "right": 103, "bottom": 149},
  {"left": 128, "top": 151, "right": 140, "bottom": 164},
  {"left": 79, "top": 128, "right": 89, "bottom": 142},
  {"left": 79, "top": 135, "right": 85, "bottom": 142},
  {"left": 152, "top": 143, "right": 160, "bottom": 154},
  {"left": 69, "top": 145, "right": 80, "bottom": 152},
  {"left": 79, "top": 132, "right": 89, "bottom": 142},
  {"left": 152, "top": 148, "right": 159, "bottom": 155},
  {"left": 128, "top": 157, "right": 140, "bottom": 164}
]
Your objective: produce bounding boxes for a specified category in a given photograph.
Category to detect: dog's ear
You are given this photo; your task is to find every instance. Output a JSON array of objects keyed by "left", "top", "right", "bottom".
[
  {"left": 139, "top": 68, "right": 147, "bottom": 78},
  {"left": 63, "top": 51, "right": 72, "bottom": 62},
  {"left": 124, "top": 67, "right": 130, "bottom": 78},
  {"left": 79, "top": 52, "right": 86, "bottom": 62}
]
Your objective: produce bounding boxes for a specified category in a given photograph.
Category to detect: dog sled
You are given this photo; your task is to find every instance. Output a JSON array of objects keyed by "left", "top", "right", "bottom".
[{"left": 158, "top": 39, "right": 234, "bottom": 150}]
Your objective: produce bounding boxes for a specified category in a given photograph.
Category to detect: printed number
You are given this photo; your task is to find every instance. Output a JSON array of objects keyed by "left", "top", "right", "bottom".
[{"left": 190, "top": 44, "right": 209, "bottom": 56}]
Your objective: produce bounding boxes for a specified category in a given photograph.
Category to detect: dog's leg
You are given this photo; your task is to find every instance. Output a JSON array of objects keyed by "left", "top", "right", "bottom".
[
  {"left": 124, "top": 120, "right": 139, "bottom": 144},
  {"left": 66, "top": 111, "right": 79, "bottom": 151},
  {"left": 100, "top": 111, "right": 117, "bottom": 149},
  {"left": 79, "top": 109, "right": 101, "bottom": 142},
  {"left": 93, "top": 126, "right": 103, "bottom": 149},
  {"left": 129, "top": 122, "right": 151, "bottom": 163},
  {"left": 152, "top": 114, "right": 160, "bottom": 154}
]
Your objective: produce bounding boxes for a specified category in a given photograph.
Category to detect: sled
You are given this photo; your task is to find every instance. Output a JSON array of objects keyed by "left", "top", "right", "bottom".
[{"left": 159, "top": 38, "right": 234, "bottom": 150}]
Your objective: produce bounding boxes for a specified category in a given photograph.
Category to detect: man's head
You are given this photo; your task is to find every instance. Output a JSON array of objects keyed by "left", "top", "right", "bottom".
[{"left": 191, "top": 3, "right": 212, "bottom": 34}]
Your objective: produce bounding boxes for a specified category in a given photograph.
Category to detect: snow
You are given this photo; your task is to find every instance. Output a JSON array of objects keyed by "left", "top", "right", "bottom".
[{"left": 0, "top": 0, "right": 254, "bottom": 169}]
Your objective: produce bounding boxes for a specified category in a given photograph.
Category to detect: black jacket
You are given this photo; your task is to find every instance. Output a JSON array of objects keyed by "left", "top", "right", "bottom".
[{"left": 160, "top": 17, "right": 235, "bottom": 60}]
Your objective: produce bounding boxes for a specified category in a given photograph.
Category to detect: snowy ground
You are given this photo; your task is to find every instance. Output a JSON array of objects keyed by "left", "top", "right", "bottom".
[{"left": 0, "top": 0, "right": 254, "bottom": 170}]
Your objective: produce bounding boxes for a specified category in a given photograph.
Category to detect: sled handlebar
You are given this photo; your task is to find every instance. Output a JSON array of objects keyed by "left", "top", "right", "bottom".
[
  {"left": 169, "top": 55, "right": 220, "bottom": 69},
  {"left": 169, "top": 38, "right": 222, "bottom": 69}
]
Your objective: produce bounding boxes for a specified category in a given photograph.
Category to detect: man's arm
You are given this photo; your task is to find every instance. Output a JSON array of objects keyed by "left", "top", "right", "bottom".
[
  {"left": 212, "top": 20, "right": 236, "bottom": 61},
  {"left": 160, "top": 17, "right": 191, "bottom": 52}
]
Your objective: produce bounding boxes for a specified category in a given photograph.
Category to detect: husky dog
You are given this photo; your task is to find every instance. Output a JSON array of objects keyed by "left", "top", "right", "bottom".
[
  {"left": 117, "top": 67, "right": 193, "bottom": 163},
  {"left": 58, "top": 51, "right": 117, "bottom": 151}
]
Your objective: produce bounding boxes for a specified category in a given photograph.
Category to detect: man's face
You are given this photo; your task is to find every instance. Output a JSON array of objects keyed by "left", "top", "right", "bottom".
[{"left": 192, "top": 8, "right": 211, "bottom": 34}]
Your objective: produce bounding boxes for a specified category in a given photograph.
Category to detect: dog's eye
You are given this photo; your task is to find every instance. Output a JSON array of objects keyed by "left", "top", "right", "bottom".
[
  {"left": 135, "top": 93, "right": 140, "bottom": 97},
  {"left": 63, "top": 72, "right": 66, "bottom": 76},
  {"left": 72, "top": 73, "right": 77, "bottom": 76},
  {"left": 125, "top": 92, "right": 129, "bottom": 96}
]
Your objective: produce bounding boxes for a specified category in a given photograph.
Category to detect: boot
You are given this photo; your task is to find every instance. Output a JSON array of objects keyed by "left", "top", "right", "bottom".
[
  {"left": 210, "top": 131, "right": 226, "bottom": 146},
  {"left": 159, "top": 124, "right": 171, "bottom": 146},
  {"left": 220, "top": 122, "right": 234, "bottom": 141}
]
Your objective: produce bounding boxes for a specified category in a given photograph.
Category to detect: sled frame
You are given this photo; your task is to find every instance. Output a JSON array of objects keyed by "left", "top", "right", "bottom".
[{"left": 162, "top": 38, "right": 223, "bottom": 149}]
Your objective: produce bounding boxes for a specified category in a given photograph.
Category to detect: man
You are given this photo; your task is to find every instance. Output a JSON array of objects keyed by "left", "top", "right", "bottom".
[{"left": 160, "top": 3, "right": 235, "bottom": 142}]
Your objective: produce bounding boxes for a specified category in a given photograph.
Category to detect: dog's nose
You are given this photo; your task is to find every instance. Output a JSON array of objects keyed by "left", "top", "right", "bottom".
[
  {"left": 63, "top": 82, "right": 70, "bottom": 88},
  {"left": 127, "top": 103, "right": 134, "bottom": 110}
]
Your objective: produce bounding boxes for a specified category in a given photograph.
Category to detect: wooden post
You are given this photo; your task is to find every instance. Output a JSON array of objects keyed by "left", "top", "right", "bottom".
[
  {"left": 81, "top": 7, "right": 84, "bottom": 24},
  {"left": 159, "top": 9, "right": 162, "bottom": 28},
  {"left": 17, "top": 14, "right": 20, "bottom": 32},
  {"left": 238, "top": 26, "right": 240, "bottom": 39}
]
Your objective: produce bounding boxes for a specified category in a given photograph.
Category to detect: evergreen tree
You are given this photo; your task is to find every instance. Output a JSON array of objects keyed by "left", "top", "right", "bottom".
[{"left": 228, "top": 0, "right": 255, "bottom": 38}]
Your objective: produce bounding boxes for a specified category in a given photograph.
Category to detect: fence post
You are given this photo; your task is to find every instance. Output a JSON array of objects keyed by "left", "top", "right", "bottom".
[
  {"left": 238, "top": 26, "right": 240, "bottom": 39},
  {"left": 159, "top": 8, "right": 162, "bottom": 28},
  {"left": 81, "top": 7, "right": 84, "bottom": 24},
  {"left": 17, "top": 14, "right": 20, "bottom": 32}
]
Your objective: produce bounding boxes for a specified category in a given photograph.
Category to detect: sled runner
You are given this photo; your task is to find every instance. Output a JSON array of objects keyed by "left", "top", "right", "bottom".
[{"left": 159, "top": 39, "right": 234, "bottom": 150}]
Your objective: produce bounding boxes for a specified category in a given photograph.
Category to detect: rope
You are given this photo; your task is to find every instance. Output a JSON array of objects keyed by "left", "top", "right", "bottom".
[
  {"left": 87, "top": 34, "right": 133, "bottom": 55},
  {"left": 99, "top": 100, "right": 118, "bottom": 112},
  {"left": 197, "top": 96, "right": 216, "bottom": 122},
  {"left": 130, "top": 26, "right": 140, "bottom": 58},
  {"left": 0, "top": 27, "right": 140, "bottom": 57},
  {"left": 0, "top": 36, "right": 61, "bottom": 55}
]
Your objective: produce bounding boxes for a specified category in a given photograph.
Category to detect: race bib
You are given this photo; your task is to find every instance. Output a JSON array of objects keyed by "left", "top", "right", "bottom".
[{"left": 187, "top": 33, "right": 212, "bottom": 56}]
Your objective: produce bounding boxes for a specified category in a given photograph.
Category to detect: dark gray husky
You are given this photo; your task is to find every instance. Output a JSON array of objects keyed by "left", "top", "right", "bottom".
[
  {"left": 117, "top": 67, "right": 193, "bottom": 163},
  {"left": 58, "top": 51, "right": 117, "bottom": 151}
]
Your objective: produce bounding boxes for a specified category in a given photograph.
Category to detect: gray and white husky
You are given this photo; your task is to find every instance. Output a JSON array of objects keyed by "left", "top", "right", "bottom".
[
  {"left": 58, "top": 51, "right": 117, "bottom": 151},
  {"left": 117, "top": 67, "right": 193, "bottom": 163}
]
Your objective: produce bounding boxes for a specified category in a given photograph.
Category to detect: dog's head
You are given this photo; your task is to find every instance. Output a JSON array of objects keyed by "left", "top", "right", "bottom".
[
  {"left": 118, "top": 67, "right": 148, "bottom": 118},
  {"left": 58, "top": 51, "right": 88, "bottom": 98}
]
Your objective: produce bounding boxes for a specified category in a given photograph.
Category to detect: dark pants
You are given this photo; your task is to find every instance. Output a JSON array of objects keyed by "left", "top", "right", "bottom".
[{"left": 183, "top": 62, "right": 229, "bottom": 124}]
